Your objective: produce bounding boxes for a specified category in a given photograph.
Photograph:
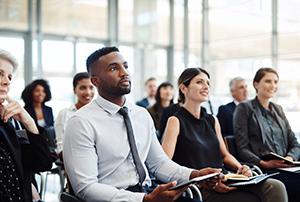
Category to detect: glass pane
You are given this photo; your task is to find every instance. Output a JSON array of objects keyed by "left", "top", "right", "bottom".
[
  {"left": 119, "top": 0, "right": 134, "bottom": 42},
  {"left": 47, "top": 77, "right": 73, "bottom": 117},
  {"left": 209, "top": 0, "right": 272, "bottom": 59},
  {"left": 278, "top": 0, "right": 300, "bottom": 54},
  {"left": 119, "top": 46, "right": 135, "bottom": 74},
  {"left": 0, "top": 36, "right": 24, "bottom": 100},
  {"left": 174, "top": 0, "right": 184, "bottom": 48},
  {"left": 42, "top": 0, "right": 107, "bottom": 39},
  {"left": 144, "top": 48, "right": 167, "bottom": 82},
  {"left": 154, "top": 0, "right": 170, "bottom": 45},
  {"left": 188, "top": 0, "right": 202, "bottom": 67},
  {"left": 0, "top": 0, "right": 28, "bottom": 30},
  {"left": 76, "top": 42, "right": 104, "bottom": 72},
  {"left": 134, "top": 0, "right": 170, "bottom": 45},
  {"left": 42, "top": 40, "right": 73, "bottom": 74},
  {"left": 209, "top": 58, "right": 271, "bottom": 114}
]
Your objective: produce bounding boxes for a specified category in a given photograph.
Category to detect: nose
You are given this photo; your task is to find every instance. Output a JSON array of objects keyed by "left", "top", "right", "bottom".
[
  {"left": 86, "top": 87, "right": 94, "bottom": 96},
  {"left": 1, "top": 75, "right": 10, "bottom": 86},
  {"left": 119, "top": 65, "right": 129, "bottom": 76}
]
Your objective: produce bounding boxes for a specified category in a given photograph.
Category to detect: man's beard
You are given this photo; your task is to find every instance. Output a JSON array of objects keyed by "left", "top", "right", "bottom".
[{"left": 103, "top": 83, "right": 131, "bottom": 96}]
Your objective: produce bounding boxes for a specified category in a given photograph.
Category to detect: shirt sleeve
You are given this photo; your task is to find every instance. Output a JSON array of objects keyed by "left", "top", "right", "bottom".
[
  {"left": 145, "top": 125, "right": 193, "bottom": 184},
  {"left": 63, "top": 116, "right": 146, "bottom": 202},
  {"left": 54, "top": 110, "right": 65, "bottom": 153}
]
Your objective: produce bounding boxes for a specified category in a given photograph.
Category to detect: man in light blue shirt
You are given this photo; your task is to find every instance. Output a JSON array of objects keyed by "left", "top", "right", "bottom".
[{"left": 63, "top": 47, "right": 221, "bottom": 202}]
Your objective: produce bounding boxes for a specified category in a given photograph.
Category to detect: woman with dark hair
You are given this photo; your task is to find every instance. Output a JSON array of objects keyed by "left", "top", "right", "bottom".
[
  {"left": 147, "top": 82, "right": 174, "bottom": 132},
  {"left": 162, "top": 67, "right": 287, "bottom": 202},
  {"left": 233, "top": 67, "right": 300, "bottom": 202},
  {"left": 55, "top": 72, "right": 94, "bottom": 154},
  {"left": 21, "top": 79, "right": 54, "bottom": 128}
]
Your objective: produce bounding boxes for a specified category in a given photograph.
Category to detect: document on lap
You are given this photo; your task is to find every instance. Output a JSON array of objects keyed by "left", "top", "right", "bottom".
[
  {"left": 169, "top": 172, "right": 220, "bottom": 190},
  {"left": 226, "top": 172, "right": 279, "bottom": 187},
  {"left": 260, "top": 152, "right": 300, "bottom": 165},
  {"left": 277, "top": 166, "right": 300, "bottom": 173}
]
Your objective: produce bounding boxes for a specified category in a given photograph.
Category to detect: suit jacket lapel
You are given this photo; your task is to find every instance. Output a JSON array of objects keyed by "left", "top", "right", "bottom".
[{"left": 0, "top": 121, "right": 25, "bottom": 182}]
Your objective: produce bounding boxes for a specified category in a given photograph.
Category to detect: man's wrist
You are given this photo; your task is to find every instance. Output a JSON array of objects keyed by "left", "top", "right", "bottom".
[{"left": 189, "top": 170, "right": 200, "bottom": 180}]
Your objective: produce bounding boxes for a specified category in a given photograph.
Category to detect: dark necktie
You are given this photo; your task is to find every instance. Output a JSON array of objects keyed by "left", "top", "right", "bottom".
[{"left": 118, "top": 107, "right": 146, "bottom": 186}]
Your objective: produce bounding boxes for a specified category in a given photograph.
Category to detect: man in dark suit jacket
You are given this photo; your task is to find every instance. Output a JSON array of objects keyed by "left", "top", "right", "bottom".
[
  {"left": 136, "top": 77, "right": 157, "bottom": 108},
  {"left": 217, "top": 77, "right": 248, "bottom": 137}
]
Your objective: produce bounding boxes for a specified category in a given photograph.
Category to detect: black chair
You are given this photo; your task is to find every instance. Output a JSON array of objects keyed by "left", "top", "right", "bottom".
[
  {"left": 60, "top": 192, "right": 85, "bottom": 202},
  {"left": 224, "top": 135, "right": 238, "bottom": 157},
  {"left": 224, "top": 135, "right": 263, "bottom": 175}
]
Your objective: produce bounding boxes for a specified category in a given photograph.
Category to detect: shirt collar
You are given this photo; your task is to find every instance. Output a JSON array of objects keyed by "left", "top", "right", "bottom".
[
  {"left": 70, "top": 104, "right": 77, "bottom": 111},
  {"left": 233, "top": 100, "right": 239, "bottom": 106},
  {"left": 95, "top": 95, "right": 133, "bottom": 115}
]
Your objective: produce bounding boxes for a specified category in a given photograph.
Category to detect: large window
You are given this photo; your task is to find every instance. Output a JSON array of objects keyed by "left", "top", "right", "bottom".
[
  {"left": 76, "top": 42, "right": 104, "bottom": 72},
  {"left": 188, "top": 0, "right": 202, "bottom": 67},
  {"left": 0, "top": 0, "right": 28, "bottom": 31},
  {"left": 42, "top": 39, "right": 74, "bottom": 116},
  {"left": 134, "top": 0, "right": 170, "bottom": 45},
  {"left": 42, "top": 0, "right": 108, "bottom": 39},
  {"left": 119, "top": 0, "right": 134, "bottom": 42},
  {"left": 42, "top": 40, "right": 74, "bottom": 74}
]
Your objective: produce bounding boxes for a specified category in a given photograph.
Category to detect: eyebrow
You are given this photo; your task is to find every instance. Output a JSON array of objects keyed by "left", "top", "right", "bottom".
[
  {"left": 0, "top": 69, "right": 12, "bottom": 76},
  {"left": 107, "top": 61, "right": 128, "bottom": 68}
]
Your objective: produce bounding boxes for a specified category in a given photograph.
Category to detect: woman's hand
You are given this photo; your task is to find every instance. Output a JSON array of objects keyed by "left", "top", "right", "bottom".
[
  {"left": 237, "top": 165, "right": 252, "bottom": 177},
  {"left": 260, "top": 159, "right": 291, "bottom": 169},
  {"left": 284, "top": 156, "right": 294, "bottom": 162},
  {"left": 0, "top": 96, "right": 39, "bottom": 134}
]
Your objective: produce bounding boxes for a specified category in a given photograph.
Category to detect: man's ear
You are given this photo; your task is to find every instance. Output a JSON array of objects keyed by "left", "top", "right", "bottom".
[{"left": 91, "top": 76, "right": 100, "bottom": 87}]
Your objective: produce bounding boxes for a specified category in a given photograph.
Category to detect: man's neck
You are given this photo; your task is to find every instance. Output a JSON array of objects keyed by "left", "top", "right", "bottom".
[{"left": 100, "top": 94, "right": 126, "bottom": 106}]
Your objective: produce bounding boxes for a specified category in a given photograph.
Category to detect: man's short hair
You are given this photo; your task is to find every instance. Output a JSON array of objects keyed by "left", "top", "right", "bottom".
[
  {"left": 145, "top": 77, "right": 156, "bottom": 86},
  {"left": 0, "top": 49, "right": 18, "bottom": 72},
  {"left": 86, "top": 46, "right": 119, "bottom": 73},
  {"left": 73, "top": 72, "right": 90, "bottom": 89},
  {"left": 229, "top": 77, "right": 245, "bottom": 91}
]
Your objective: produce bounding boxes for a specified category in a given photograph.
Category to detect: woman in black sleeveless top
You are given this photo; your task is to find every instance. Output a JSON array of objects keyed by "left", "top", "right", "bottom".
[{"left": 162, "top": 68, "right": 287, "bottom": 202}]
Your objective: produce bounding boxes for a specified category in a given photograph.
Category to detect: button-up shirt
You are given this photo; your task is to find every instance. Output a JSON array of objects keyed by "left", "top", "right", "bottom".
[
  {"left": 63, "top": 95, "right": 193, "bottom": 202},
  {"left": 259, "top": 104, "right": 286, "bottom": 156},
  {"left": 55, "top": 104, "right": 77, "bottom": 153}
]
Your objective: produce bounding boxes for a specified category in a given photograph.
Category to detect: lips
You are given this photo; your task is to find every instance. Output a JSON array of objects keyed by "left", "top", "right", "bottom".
[
  {"left": 200, "top": 91, "right": 209, "bottom": 96},
  {"left": 0, "top": 89, "right": 7, "bottom": 94},
  {"left": 119, "top": 78, "right": 131, "bottom": 86}
]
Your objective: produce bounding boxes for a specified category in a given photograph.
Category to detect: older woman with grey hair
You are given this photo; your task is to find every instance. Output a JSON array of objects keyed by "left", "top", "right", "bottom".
[{"left": 0, "top": 49, "right": 52, "bottom": 202}]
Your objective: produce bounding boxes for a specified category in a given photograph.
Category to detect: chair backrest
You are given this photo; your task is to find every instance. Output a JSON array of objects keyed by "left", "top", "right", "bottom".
[
  {"left": 60, "top": 192, "right": 85, "bottom": 202},
  {"left": 224, "top": 135, "right": 263, "bottom": 175},
  {"left": 224, "top": 135, "right": 238, "bottom": 158}
]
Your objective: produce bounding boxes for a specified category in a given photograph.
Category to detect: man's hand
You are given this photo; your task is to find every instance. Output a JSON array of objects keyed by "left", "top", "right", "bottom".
[
  {"left": 0, "top": 96, "right": 38, "bottom": 134},
  {"left": 143, "top": 181, "right": 186, "bottom": 202},
  {"left": 260, "top": 159, "right": 291, "bottom": 169},
  {"left": 212, "top": 180, "right": 236, "bottom": 193},
  {"left": 189, "top": 167, "right": 222, "bottom": 189}
]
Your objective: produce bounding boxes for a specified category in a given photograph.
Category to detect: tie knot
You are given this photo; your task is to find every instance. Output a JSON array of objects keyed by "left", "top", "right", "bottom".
[{"left": 118, "top": 106, "right": 129, "bottom": 116}]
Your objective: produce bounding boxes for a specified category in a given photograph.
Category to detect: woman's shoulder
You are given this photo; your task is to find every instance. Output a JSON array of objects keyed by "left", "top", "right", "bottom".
[{"left": 43, "top": 105, "right": 53, "bottom": 111}]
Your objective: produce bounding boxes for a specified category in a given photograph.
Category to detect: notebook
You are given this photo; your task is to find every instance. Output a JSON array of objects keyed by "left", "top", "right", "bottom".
[
  {"left": 226, "top": 172, "right": 279, "bottom": 187},
  {"left": 169, "top": 172, "right": 220, "bottom": 190},
  {"left": 261, "top": 152, "right": 300, "bottom": 166}
]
